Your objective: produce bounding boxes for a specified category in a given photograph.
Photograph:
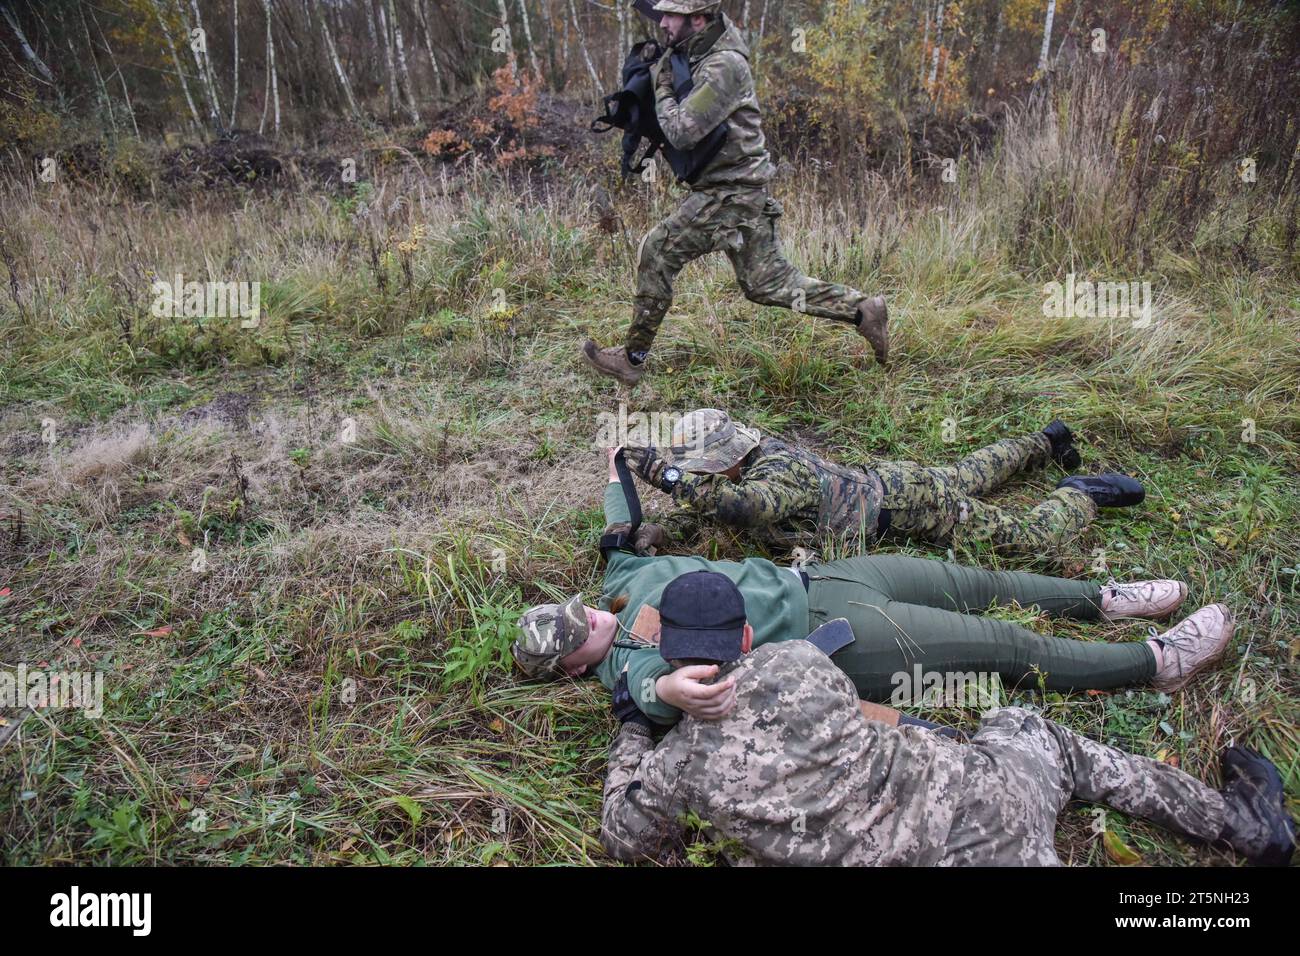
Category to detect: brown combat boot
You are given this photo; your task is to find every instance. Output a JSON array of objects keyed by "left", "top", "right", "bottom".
[
  {"left": 581, "top": 340, "right": 644, "bottom": 386},
  {"left": 855, "top": 296, "right": 889, "bottom": 365}
]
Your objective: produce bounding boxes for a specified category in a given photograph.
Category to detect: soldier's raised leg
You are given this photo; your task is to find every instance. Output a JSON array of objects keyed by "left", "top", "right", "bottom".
[
  {"left": 583, "top": 189, "right": 765, "bottom": 385},
  {"left": 726, "top": 192, "right": 889, "bottom": 363}
]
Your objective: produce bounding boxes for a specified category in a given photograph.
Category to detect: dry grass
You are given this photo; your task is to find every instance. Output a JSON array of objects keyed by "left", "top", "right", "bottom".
[{"left": 1, "top": 76, "right": 1297, "bottom": 865}]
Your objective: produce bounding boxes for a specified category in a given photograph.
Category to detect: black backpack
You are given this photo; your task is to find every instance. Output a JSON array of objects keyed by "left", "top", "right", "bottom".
[{"left": 592, "top": 39, "right": 728, "bottom": 185}]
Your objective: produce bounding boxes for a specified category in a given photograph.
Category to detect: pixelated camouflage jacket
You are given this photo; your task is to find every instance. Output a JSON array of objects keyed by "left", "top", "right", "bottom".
[
  {"left": 651, "top": 14, "right": 775, "bottom": 190},
  {"left": 658, "top": 436, "right": 885, "bottom": 550},
  {"left": 600, "top": 641, "right": 969, "bottom": 866}
]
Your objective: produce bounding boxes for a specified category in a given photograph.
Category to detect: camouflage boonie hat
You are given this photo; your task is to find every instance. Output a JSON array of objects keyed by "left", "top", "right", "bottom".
[
  {"left": 666, "top": 409, "right": 760, "bottom": 474},
  {"left": 513, "top": 594, "right": 590, "bottom": 679},
  {"left": 652, "top": 0, "right": 721, "bottom": 14}
]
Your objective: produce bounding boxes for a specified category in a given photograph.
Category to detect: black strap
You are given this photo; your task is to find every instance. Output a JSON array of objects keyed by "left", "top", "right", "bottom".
[
  {"left": 600, "top": 449, "right": 644, "bottom": 557},
  {"left": 614, "top": 448, "right": 643, "bottom": 533}
]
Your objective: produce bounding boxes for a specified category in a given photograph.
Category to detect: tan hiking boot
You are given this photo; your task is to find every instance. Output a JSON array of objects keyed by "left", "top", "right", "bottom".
[
  {"left": 581, "top": 340, "right": 644, "bottom": 386},
  {"left": 855, "top": 296, "right": 889, "bottom": 365},
  {"left": 1150, "top": 604, "right": 1234, "bottom": 693},
  {"left": 1100, "top": 579, "right": 1188, "bottom": 621}
]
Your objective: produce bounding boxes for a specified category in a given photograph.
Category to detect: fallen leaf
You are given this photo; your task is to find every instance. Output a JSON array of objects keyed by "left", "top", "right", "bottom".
[
  {"left": 140, "top": 626, "right": 173, "bottom": 638},
  {"left": 178, "top": 530, "right": 192, "bottom": 548},
  {"left": 1103, "top": 829, "right": 1143, "bottom": 865},
  {"left": 71, "top": 637, "right": 82, "bottom": 649},
  {"left": 0, "top": 588, "right": 11, "bottom": 598},
  {"left": 488, "top": 718, "right": 505, "bottom": 734}
]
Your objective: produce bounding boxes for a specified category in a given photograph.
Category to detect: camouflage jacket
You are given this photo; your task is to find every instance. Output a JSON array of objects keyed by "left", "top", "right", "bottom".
[
  {"left": 651, "top": 14, "right": 775, "bottom": 190},
  {"left": 600, "top": 641, "right": 969, "bottom": 865},
  {"left": 658, "top": 437, "right": 885, "bottom": 550}
]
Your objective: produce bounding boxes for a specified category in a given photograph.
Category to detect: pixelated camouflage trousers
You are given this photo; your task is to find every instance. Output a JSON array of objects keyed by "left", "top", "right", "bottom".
[
  {"left": 940, "top": 707, "right": 1225, "bottom": 865},
  {"left": 626, "top": 186, "right": 867, "bottom": 355},
  {"left": 873, "top": 433, "right": 1098, "bottom": 558}
]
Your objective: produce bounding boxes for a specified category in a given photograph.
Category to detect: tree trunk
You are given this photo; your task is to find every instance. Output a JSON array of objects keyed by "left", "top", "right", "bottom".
[
  {"left": 318, "top": 0, "right": 362, "bottom": 118},
  {"left": 567, "top": 0, "right": 600, "bottom": 96},
  {"left": 1, "top": 3, "right": 61, "bottom": 100},
  {"left": 89, "top": 4, "right": 140, "bottom": 137},
  {"left": 184, "top": 0, "right": 224, "bottom": 130},
  {"left": 375, "top": 0, "right": 399, "bottom": 118},
  {"left": 1038, "top": 0, "right": 1057, "bottom": 75},
  {"left": 928, "top": 1, "right": 945, "bottom": 93},
  {"left": 414, "top": 0, "right": 444, "bottom": 96},
  {"left": 230, "top": 0, "right": 240, "bottom": 128},
  {"left": 516, "top": 0, "right": 541, "bottom": 77},
  {"left": 151, "top": 0, "right": 203, "bottom": 131},
  {"left": 260, "top": 0, "right": 280, "bottom": 136},
  {"left": 79, "top": 6, "right": 116, "bottom": 134},
  {"left": 388, "top": 0, "right": 420, "bottom": 123}
]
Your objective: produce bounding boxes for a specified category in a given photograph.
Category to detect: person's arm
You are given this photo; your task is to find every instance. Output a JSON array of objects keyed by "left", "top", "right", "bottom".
[
  {"left": 600, "top": 723, "right": 687, "bottom": 862},
  {"left": 627, "top": 447, "right": 819, "bottom": 533},
  {"left": 676, "top": 458, "right": 819, "bottom": 532},
  {"left": 653, "top": 50, "right": 749, "bottom": 152}
]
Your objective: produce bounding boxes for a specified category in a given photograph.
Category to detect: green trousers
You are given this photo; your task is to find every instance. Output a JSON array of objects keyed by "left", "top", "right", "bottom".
[{"left": 804, "top": 555, "right": 1156, "bottom": 702}]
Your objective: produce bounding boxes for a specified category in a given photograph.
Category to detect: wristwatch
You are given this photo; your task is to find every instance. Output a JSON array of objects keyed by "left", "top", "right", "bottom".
[{"left": 660, "top": 466, "right": 683, "bottom": 492}]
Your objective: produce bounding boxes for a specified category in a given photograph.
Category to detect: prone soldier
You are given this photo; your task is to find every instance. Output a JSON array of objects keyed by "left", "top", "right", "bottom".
[{"left": 625, "top": 408, "right": 1147, "bottom": 559}]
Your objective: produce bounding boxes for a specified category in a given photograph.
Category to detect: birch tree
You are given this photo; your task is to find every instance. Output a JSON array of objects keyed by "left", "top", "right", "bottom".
[
  {"left": 1038, "top": 0, "right": 1057, "bottom": 75},
  {"left": 387, "top": 0, "right": 420, "bottom": 123},
  {"left": 316, "top": 0, "right": 361, "bottom": 118},
  {"left": 150, "top": 0, "right": 202, "bottom": 131}
]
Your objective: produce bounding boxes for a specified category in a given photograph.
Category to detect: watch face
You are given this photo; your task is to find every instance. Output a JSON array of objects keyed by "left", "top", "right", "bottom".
[{"left": 663, "top": 467, "right": 682, "bottom": 484}]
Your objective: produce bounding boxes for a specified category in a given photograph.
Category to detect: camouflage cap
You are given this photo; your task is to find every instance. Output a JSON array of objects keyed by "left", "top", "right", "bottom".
[
  {"left": 666, "top": 408, "right": 760, "bottom": 474},
  {"left": 512, "top": 594, "right": 590, "bottom": 680},
  {"left": 652, "top": 0, "right": 721, "bottom": 14}
]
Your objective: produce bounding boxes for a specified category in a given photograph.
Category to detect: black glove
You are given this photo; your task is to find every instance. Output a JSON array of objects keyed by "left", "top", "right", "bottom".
[{"left": 613, "top": 671, "right": 653, "bottom": 730}]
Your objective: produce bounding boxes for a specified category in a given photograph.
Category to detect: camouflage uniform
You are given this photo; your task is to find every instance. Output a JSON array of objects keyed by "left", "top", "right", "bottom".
[
  {"left": 626, "top": 13, "right": 867, "bottom": 356},
  {"left": 658, "top": 436, "right": 884, "bottom": 549},
  {"left": 601, "top": 641, "right": 1227, "bottom": 866},
  {"left": 873, "top": 433, "right": 1099, "bottom": 556},
  {"left": 652, "top": 431, "right": 1098, "bottom": 558}
]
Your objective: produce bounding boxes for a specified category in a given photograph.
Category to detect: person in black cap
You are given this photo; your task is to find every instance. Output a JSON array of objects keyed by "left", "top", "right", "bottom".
[{"left": 599, "top": 572, "right": 1297, "bottom": 867}]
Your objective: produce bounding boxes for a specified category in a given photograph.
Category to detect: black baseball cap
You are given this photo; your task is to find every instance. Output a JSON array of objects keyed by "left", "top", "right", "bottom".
[{"left": 658, "top": 571, "right": 747, "bottom": 663}]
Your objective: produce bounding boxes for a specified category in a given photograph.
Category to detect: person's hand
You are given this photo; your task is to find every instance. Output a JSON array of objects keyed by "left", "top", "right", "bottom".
[
  {"left": 607, "top": 447, "right": 621, "bottom": 483},
  {"left": 655, "top": 666, "right": 737, "bottom": 720},
  {"left": 655, "top": 52, "right": 675, "bottom": 94},
  {"left": 625, "top": 446, "right": 667, "bottom": 488},
  {"left": 633, "top": 523, "right": 668, "bottom": 556}
]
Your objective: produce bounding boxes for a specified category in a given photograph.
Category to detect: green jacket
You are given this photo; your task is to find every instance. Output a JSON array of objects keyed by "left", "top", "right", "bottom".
[
  {"left": 651, "top": 13, "right": 775, "bottom": 191},
  {"left": 657, "top": 437, "right": 886, "bottom": 550},
  {"left": 594, "top": 482, "right": 808, "bottom": 725}
]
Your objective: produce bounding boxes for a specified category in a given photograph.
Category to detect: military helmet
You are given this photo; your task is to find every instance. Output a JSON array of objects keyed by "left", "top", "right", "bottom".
[
  {"left": 652, "top": 0, "right": 722, "bottom": 14},
  {"left": 666, "top": 408, "right": 760, "bottom": 474},
  {"left": 512, "top": 594, "right": 590, "bottom": 680}
]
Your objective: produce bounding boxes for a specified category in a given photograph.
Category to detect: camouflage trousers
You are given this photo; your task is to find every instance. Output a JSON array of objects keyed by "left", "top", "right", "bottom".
[
  {"left": 626, "top": 186, "right": 867, "bottom": 355},
  {"left": 873, "top": 433, "right": 1098, "bottom": 558},
  {"left": 941, "top": 707, "right": 1226, "bottom": 865}
]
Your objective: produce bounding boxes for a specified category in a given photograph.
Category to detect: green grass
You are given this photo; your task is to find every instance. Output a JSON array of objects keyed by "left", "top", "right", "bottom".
[{"left": 1, "top": 109, "right": 1297, "bottom": 866}]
